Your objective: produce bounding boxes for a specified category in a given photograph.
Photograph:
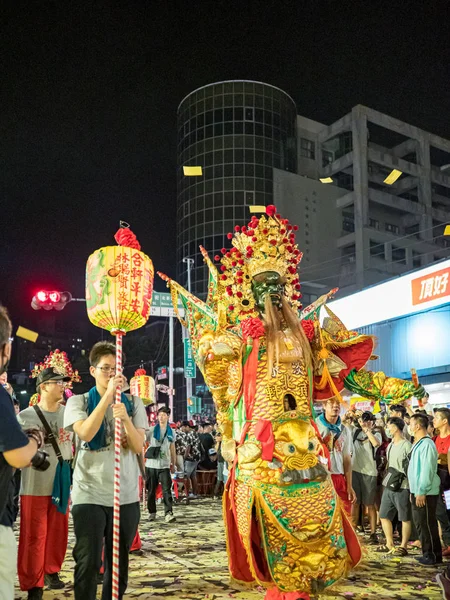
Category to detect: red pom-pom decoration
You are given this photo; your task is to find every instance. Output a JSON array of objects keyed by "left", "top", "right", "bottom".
[
  {"left": 134, "top": 368, "right": 147, "bottom": 377},
  {"left": 114, "top": 227, "right": 141, "bottom": 250},
  {"left": 221, "top": 265, "right": 226, "bottom": 272},
  {"left": 293, "top": 225, "right": 299, "bottom": 231},
  {"left": 237, "top": 270, "right": 244, "bottom": 276},
  {"left": 241, "top": 317, "right": 265, "bottom": 339},
  {"left": 229, "top": 305, "right": 235, "bottom": 311},
  {"left": 214, "top": 255, "right": 220, "bottom": 261},
  {"left": 270, "top": 239, "right": 277, "bottom": 246},
  {"left": 227, "top": 233, "right": 233, "bottom": 239},
  {"left": 301, "top": 320, "right": 315, "bottom": 342},
  {"left": 236, "top": 291, "right": 243, "bottom": 298},
  {"left": 221, "top": 248, "right": 226, "bottom": 254},
  {"left": 234, "top": 225, "right": 240, "bottom": 232},
  {"left": 266, "top": 205, "right": 277, "bottom": 217},
  {"left": 252, "top": 236, "right": 257, "bottom": 242},
  {"left": 221, "top": 274, "right": 227, "bottom": 280}
]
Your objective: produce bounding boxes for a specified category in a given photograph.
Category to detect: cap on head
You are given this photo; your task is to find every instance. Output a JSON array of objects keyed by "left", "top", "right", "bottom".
[{"left": 36, "top": 367, "right": 71, "bottom": 391}]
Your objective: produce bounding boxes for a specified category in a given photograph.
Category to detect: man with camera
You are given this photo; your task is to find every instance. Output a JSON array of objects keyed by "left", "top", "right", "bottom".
[
  {"left": 145, "top": 405, "right": 176, "bottom": 522},
  {"left": 0, "top": 306, "right": 45, "bottom": 600},
  {"left": 351, "top": 410, "right": 382, "bottom": 543},
  {"left": 17, "top": 367, "right": 73, "bottom": 599}
]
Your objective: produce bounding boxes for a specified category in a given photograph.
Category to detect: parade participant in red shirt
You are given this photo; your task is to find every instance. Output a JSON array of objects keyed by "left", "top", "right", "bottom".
[{"left": 433, "top": 408, "right": 450, "bottom": 557}]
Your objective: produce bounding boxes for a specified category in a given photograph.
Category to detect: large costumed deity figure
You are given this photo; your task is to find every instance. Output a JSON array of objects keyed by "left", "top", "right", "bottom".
[
  {"left": 159, "top": 205, "right": 425, "bottom": 600},
  {"left": 86, "top": 224, "right": 154, "bottom": 600}
]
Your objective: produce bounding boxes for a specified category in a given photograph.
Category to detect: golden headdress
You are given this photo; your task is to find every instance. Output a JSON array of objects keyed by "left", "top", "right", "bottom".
[{"left": 215, "top": 204, "right": 303, "bottom": 324}]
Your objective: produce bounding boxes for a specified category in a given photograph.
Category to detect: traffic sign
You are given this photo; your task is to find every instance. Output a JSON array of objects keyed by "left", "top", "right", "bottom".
[
  {"left": 150, "top": 291, "right": 185, "bottom": 318},
  {"left": 156, "top": 366, "right": 168, "bottom": 379},
  {"left": 183, "top": 338, "right": 196, "bottom": 379}
]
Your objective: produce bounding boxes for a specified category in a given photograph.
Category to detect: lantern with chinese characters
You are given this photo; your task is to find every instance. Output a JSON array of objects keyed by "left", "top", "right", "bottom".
[
  {"left": 130, "top": 368, "right": 155, "bottom": 406},
  {"left": 86, "top": 224, "right": 153, "bottom": 600},
  {"left": 86, "top": 227, "right": 154, "bottom": 333}
]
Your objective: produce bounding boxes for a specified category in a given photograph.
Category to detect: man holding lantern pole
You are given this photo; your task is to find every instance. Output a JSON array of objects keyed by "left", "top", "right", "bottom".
[{"left": 64, "top": 341, "right": 148, "bottom": 600}]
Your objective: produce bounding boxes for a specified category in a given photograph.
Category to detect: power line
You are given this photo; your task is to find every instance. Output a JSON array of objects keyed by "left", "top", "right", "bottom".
[
  {"left": 299, "top": 221, "right": 449, "bottom": 278},
  {"left": 303, "top": 245, "right": 450, "bottom": 287}
]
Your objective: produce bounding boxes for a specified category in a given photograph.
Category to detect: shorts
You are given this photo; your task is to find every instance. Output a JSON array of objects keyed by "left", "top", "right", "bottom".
[
  {"left": 185, "top": 460, "right": 199, "bottom": 478},
  {"left": 353, "top": 471, "right": 377, "bottom": 506},
  {"left": 379, "top": 487, "right": 412, "bottom": 522}
]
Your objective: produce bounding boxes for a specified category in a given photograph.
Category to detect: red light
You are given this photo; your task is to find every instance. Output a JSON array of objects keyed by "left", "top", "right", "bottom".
[
  {"left": 36, "top": 291, "right": 48, "bottom": 302},
  {"left": 49, "top": 291, "right": 61, "bottom": 303}
]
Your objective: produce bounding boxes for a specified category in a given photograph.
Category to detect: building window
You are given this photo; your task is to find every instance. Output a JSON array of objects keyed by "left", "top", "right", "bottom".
[
  {"left": 370, "top": 240, "right": 385, "bottom": 260},
  {"left": 405, "top": 223, "right": 420, "bottom": 237},
  {"left": 300, "top": 138, "right": 315, "bottom": 160},
  {"left": 245, "top": 191, "right": 255, "bottom": 204},
  {"left": 342, "top": 213, "right": 355, "bottom": 233},
  {"left": 369, "top": 218, "right": 379, "bottom": 230},
  {"left": 244, "top": 107, "right": 254, "bottom": 121},
  {"left": 392, "top": 246, "right": 406, "bottom": 264},
  {"left": 385, "top": 222, "right": 400, "bottom": 234},
  {"left": 322, "top": 150, "right": 333, "bottom": 166},
  {"left": 412, "top": 251, "right": 421, "bottom": 268}
]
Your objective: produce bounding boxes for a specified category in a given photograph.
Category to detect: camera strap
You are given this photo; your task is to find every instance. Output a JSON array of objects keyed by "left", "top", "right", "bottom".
[{"left": 33, "top": 405, "right": 64, "bottom": 465}]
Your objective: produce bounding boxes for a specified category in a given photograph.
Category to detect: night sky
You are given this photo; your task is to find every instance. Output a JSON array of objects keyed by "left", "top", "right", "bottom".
[{"left": 2, "top": 1, "right": 450, "bottom": 335}]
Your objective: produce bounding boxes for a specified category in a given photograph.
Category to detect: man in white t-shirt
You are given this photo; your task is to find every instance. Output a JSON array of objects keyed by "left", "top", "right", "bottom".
[
  {"left": 64, "top": 342, "right": 147, "bottom": 600},
  {"left": 316, "top": 398, "right": 355, "bottom": 515},
  {"left": 145, "top": 406, "right": 176, "bottom": 523}
]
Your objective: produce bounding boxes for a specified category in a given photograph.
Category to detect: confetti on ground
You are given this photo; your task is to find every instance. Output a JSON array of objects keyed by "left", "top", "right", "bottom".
[{"left": 12, "top": 498, "right": 444, "bottom": 599}]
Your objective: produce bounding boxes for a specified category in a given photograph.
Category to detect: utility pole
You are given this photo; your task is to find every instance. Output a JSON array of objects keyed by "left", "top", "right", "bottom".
[
  {"left": 168, "top": 315, "right": 174, "bottom": 416},
  {"left": 182, "top": 257, "right": 194, "bottom": 418}
]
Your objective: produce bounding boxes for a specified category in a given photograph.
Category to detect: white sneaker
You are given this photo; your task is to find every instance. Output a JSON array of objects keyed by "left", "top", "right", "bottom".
[
  {"left": 149, "top": 513, "right": 156, "bottom": 521},
  {"left": 165, "top": 512, "right": 176, "bottom": 523}
]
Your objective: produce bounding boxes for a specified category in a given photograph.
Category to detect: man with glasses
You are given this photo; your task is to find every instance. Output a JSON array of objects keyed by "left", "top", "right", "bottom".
[
  {"left": 17, "top": 367, "right": 73, "bottom": 600},
  {"left": 64, "top": 341, "right": 147, "bottom": 600},
  {"left": 0, "top": 306, "right": 46, "bottom": 600}
]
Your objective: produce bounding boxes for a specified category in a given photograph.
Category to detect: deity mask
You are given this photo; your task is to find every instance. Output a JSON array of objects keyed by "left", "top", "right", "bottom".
[{"left": 251, "top": 271, "right": 284, "bottom": 312}]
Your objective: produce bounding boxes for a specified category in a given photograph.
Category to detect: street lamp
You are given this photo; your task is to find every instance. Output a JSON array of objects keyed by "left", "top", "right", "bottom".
[{"left": 182, "top": 257, "right": 194, "bottom": 416}]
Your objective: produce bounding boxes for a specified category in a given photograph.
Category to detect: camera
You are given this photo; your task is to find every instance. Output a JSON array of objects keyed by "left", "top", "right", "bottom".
[
  {"left": 24, "top": 427, "right": 51, "bottom": 472},
  {"left": 31, "top": 450, "right": 50, "bottom": 472}
]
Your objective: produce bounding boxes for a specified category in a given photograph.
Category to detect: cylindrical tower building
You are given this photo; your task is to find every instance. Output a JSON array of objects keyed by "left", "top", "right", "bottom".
[{"left": 176, "top": 80, "right": 297, "bottom": 296}]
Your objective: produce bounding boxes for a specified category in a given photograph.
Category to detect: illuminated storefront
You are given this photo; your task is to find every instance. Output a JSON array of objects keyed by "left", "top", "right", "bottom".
[{"left": 328, "top": 259, "right": 450, "bottom": 405}]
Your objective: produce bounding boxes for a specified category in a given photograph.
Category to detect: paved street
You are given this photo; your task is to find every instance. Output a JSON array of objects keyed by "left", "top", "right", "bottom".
[{"left": 14, "top": 498, "right": 444, "bottom": 600}]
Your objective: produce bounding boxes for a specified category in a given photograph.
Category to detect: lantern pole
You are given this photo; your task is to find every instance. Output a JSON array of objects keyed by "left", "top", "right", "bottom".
[{"left": 112, "top": 329, "right": 125, "bottom": 600}]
